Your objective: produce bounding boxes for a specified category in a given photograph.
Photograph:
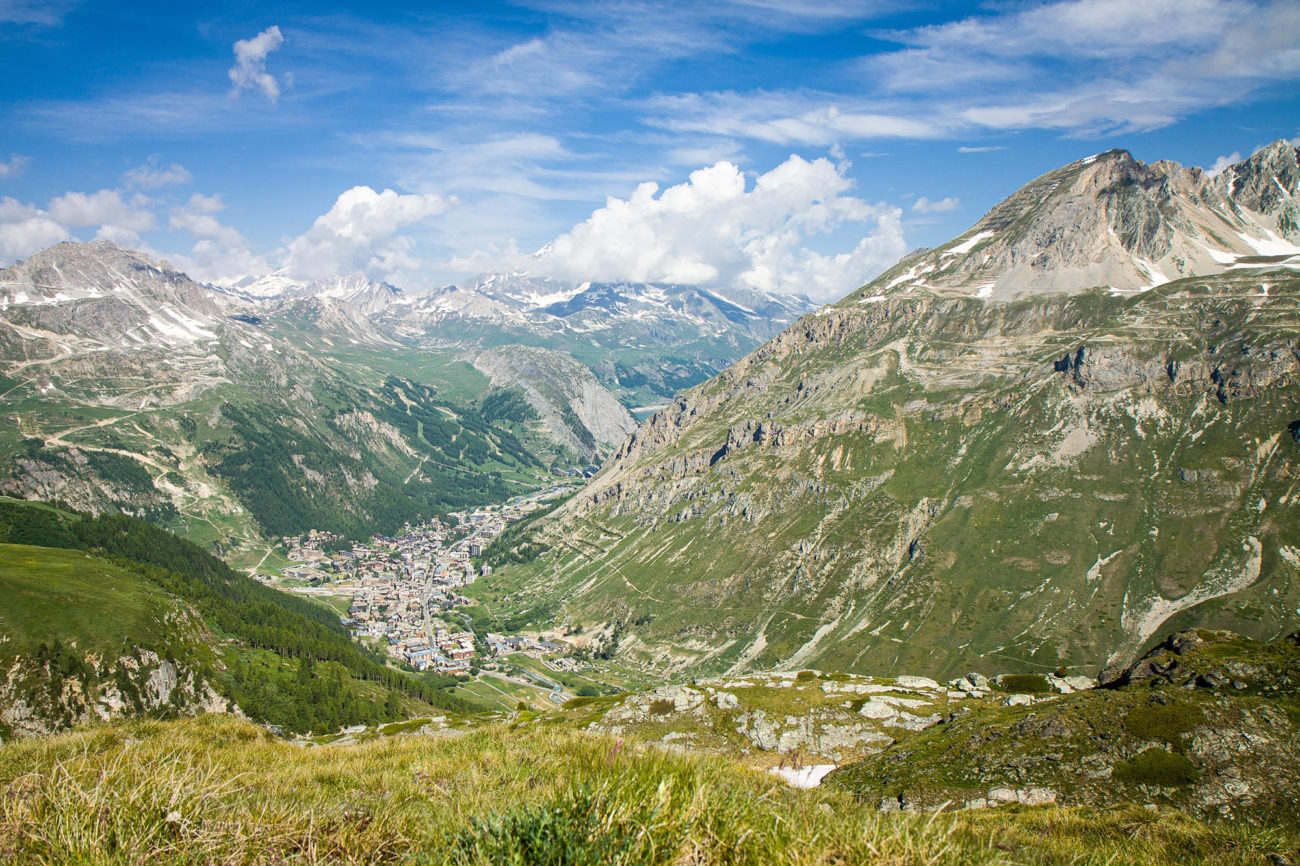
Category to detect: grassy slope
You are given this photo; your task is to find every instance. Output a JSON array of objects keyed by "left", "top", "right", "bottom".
[
  {"left": 0, "top": 500, "right": 474, "bottom": 733},
  {"left": 1, "top": 713, "right": 1295, "bottom": 865},
  {"left": 474, "top": 275, "right": 1300, "bottom": 680},
  {"left": 0, "top": 544, "right": 191, "bottom": 657}
]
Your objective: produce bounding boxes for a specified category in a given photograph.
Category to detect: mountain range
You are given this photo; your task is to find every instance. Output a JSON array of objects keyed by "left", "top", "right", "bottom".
[
  {"left": 0, "top": 241, "right": 542, "bottom": 551},
  {"left": 2, "top": 143, "right": 1298, "bottom": 679},
  {"left": 475, "top": 141, "right": 1300, "bottom": 678},
  {"left": 0, "top": 235, "right": 817, "bottom": 552},
  {"left": 229, "top": 269, "right": 815, "bottom": 410}
]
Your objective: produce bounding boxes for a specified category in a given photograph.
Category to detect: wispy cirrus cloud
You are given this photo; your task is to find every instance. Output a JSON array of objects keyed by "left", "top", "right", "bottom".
[
  {"left": 123, "top": 155, "right": 192, "bottom": 190},
  {"left": 0, "top": 0, "right": 75, "bottom": 27},
  {"left": 643, "top": 0, "right": 1300, "bottom": 147},
  {"left": 912, "top": 196, "right": 958, "bottom": 214},
  {"left": 867, "top": 0, "right": 1300, "bottom": 137},
  {"left": 0, "top": 154, "right": 30, "bottom": 178},
  {"left": 646, "top": 91, "right": 946, "bottom": 146}
]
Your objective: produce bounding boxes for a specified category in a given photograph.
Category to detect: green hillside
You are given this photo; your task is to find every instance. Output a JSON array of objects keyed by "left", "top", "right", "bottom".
[
  {"left": 473, "top": 271, "right": 1300, "bottom": 681},
  {"left": 0, "top": 544, "right": 192, "bottom": 655},
  {"left": 0, "top": 499, "right": 474, "bottom": 736}
]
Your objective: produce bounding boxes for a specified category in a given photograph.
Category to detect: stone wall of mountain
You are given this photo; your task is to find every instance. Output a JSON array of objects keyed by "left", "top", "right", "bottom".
[
  {"left": 861, "top": 140, "right": 1299, "bottom": 300},
  {"left": 472, "top": 344, "right": 637, "bottom": 461}
]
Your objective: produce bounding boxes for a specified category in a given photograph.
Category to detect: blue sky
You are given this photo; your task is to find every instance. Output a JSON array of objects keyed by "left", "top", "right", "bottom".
[{"left": 2, "top": 0, "right": 1297, "bottom": 299}]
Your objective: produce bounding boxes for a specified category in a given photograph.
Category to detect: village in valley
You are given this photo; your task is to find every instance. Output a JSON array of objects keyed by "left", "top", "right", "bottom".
[{"left": 260, "top": 492, "right": 571, "bottom": 680}]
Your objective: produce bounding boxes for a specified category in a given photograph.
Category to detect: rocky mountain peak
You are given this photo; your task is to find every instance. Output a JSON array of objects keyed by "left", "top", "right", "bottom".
[
  {"left": 1217, "top": 139, "right": 1300, "bottom": 218},
  {"left": 852, "top": 145, "right": 1300, "bottom": 302},
  {"left": 1, "top": 239, "right": 220, "bottom": 322}
]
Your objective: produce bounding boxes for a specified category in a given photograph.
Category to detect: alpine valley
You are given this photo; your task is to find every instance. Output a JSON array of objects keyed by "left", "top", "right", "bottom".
[
  {"left": 3, "top": 143, "right": 1300, "bottom": 866},
  {"left": 0, "top": 240, "right": 810, "bottom": 556}
]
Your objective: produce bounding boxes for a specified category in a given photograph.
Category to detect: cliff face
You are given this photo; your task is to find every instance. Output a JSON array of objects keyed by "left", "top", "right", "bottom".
[
  {"left": 0, "top": 648, "right": 233, "bottom": 741},
  {"left": 472, "top": 344, "right": 637, "bottom": 461},
  {"left": 477, "top": 146, "right": 1300, "bottom": 681}
]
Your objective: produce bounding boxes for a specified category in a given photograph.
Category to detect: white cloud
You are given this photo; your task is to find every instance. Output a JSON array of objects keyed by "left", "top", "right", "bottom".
[
  {"left": 163, "top": 193, "right": 272, "bottom": 285},
  {"left": 169, "top": 194, "right": 245, "bottom": 248},
  {"left": 467, "top": 155, "right": 905, "bottom": 300},
  {"left": 957, "top": 145, "right": 1004, "bottom": 153},
  {"left": 47, "top": 189, "right": 155, "bottom": 233},
  {"left": 0, "top": 197, "right": 68, "bottom": 264},
  {"left": 229, "top": 26, "right": 286, "bottom": 103},
  {"left": 867, "top": 0, "right": 1300, "bottom": 136},
  {"left": 169, "top": 240, "right": 273, "bottom": 287},
  {"left": 913, "top": 196, "right": 959, "bottom": 213},
  {"left": 284, "top": 186, "right": 453, "bottom": 281},
  {"left": 649, "top": 91, "right": 943, "bottom": 145},
  {"left": 1206, "top": 151, "right": 1243, "bottom": 177},
  {"left": 0, "top": 154, "right": 31, "bottom": 178},
  {"left": 871, "top": 0, "right": 1242, "bottom": 92},
  {"left": 639, "top": 2, "right": 1300, "bottom": 147},
  {"left": 94, "top": 224, "right": 143, "bottom": 247},
  {"left": 123, "top": 156, "right": 192, "bottom": 189},
  {"left": 184, "top": 193, "right": 226, "bottom": 215}
]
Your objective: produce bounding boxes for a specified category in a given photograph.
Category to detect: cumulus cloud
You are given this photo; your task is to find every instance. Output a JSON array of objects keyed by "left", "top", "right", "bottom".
[
  {"left": 470, "top": 155, "right": 905, "bottom": 300},
  {"left": 0, "top": 197, "right": 68, "bottom": 263},
  {"left": 123, "top": 156, "right": 192, "bottom": 189},
  {"left": 284, "top": 186, "right": 452, "bottom": 281},
  {"left": 170, "top": 194, "right": 246, "bottom": 248},
  {"left": 229, "top": 26, "right": 285, "bottom": 103},
  {"left": 912, "top": 196, "right": 959, "bottom": 213},
  {"left": 170, "top": 240, "right": 273, "bottom": 287},
  {"left": 1, "top": 187, "right": 160, "bottom": 265},
  {"left": 0, "top": 154, "right": 31, "bottom": 178},
  {"left": 163, "top": 193, "right": 271, "bottom": 284},
  {"left": 94, "top": 224, "right": 143, "bottom": 247},
  {"left": 47, "top": 189, "right": 155, "bottom": 233},
  {"left": 1206, "top": 151, "right": 1243, "bottom": 177}
]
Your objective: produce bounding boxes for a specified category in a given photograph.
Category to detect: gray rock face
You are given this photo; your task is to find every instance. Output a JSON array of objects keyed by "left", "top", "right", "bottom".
[
  {"left": 473, "top": 344, "right": 637, "bottom": 460},
  {"left": 1, "top": 649, "right": 234, "bottom": 741},
  {"left": 861, "top": 141, "right": 1300, "bottom": 300},
  {"left": 267, "top": 295, "right": 400, "bottom": 347}
]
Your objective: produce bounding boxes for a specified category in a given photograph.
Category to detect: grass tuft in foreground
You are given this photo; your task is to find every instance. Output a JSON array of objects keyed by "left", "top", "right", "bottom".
[{"left": 1, "top": 714, "right": 1295, "bottom": 864}]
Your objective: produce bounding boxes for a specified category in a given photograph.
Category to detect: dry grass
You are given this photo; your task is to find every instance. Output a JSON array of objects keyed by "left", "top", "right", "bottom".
[{"left": 0, "top": 715, "right": 1293, "bottom": 865}]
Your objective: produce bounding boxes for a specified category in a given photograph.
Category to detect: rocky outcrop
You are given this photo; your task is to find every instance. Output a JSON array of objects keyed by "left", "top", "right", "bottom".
[
  {"left": 0, "top": 648, "right": 235, "bottom": 741},
  {"left": 827, "top": 630, "right": 1300, "bottom": 821},
  {"left": 1055, "top": 341, "right": 1300, "bottom": 400},
  {"left": 473, "top": 344, "right": 636, "bottom": 461},
  {"left": 855, "top": 141, "right": 1300, "bottom": 300}
]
